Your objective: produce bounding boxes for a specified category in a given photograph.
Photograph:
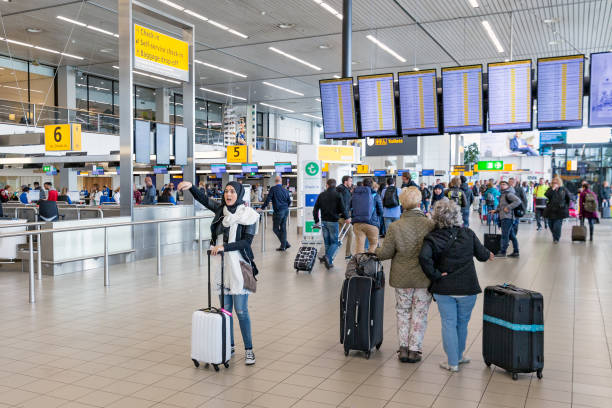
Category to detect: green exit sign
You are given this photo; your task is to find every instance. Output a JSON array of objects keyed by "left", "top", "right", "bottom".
[
  {"left": 43, "top": 165, "right": 50, "bottom": 172},
  {"left": 477, "top": 160, "right": 504, "bottom": 171}
]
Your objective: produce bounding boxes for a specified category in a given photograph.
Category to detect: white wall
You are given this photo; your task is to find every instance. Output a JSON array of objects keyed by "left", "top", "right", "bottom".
[{"left": 275, "top": 116, "right": 313, "bottom": 144}]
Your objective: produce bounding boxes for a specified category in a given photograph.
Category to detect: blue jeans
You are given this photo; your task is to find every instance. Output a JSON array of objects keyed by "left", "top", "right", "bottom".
[
  {"left": 434, "top": 294, "right": 477, "bottom": 366},
  {"left": 272, "top": 208, "right": 289, "bottom": 248},
  {"left": 384, "top": 216, "right": 399, "bottom": 233},
  {"left": 462, "top": 209, "right": 470, "bottom": 228},
  {"left": 548, "top": 218, "right": 563, "bottom": 242},
  {"left": 500, "top": 218, "right": 518, "bottom": 254},
  {"left": 512, "top": 218, "right": 519, "bottom": 236},
  {"left": 421, "top": 201, "right": 430, "bottom": 213},
  {"left": 322, "top": 221, "right": 339, "bottom": 264},
  {"left": 219, "top": 294, "right": 253, "bottom": 350}
]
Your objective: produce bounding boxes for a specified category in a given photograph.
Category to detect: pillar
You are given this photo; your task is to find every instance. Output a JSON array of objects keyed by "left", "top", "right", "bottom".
[
  {"left": 59, "top": 165, "right": 78, "bottom": 191},
  {"left": 57, "top": 66, "right": 76, "bottom": 109},
  {"left": 155, "top": 87, "right": 170, "bottom": 123}
]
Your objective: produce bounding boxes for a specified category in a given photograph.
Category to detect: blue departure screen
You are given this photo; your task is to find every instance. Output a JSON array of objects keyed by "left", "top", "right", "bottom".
[
  {"left": 488, "top": 60, "right": 532, "bottom": 131},
  {"left": 357, "top": 73, "right": 397, "bottom": 137},
  {"left": 442, "top": 65, "right": 483, "bottom": 133},
  {"left": 319, "top": 78, "right": 358, "bottom": 139},
  {"left": 538, "top": 55, "right": 584, "bottom": 129},
  {"left": 589, "top": 52, "right": 612, "bottom": 127},
  {"left": 398, "top": 70, "right": 439, "bottom": 135}
]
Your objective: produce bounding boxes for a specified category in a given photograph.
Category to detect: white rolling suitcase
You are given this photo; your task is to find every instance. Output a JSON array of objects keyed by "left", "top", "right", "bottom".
[{"left": 191, "top": 250, "right": 232, "bottom": 371}]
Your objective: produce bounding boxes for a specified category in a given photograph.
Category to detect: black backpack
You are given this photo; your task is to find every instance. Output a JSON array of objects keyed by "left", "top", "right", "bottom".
[{"left": 382, "top": 186, "right": 399, "bottom": 208}]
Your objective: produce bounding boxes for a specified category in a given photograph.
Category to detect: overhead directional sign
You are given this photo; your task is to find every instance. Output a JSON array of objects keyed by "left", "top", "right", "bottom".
[
  {"left": 45, "top": 124, "right": 74, "bottom": 151},
  {"left": 227, "top": 145, "right": 248, "bottom": 163},
  {"left": 477, "top": 160, "right": 504, "bottom": 171},
  {"left": 134, "top": 24, "right": 188, "bottom": 82}
]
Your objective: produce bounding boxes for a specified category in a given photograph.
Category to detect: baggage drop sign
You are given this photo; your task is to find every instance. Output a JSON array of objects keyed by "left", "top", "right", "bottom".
[
  {"left": 134, "top": 24, "right": 188, "bottom": 82},
  {"left": 301, "top": 160, "right": 322, "bottom": 238}
]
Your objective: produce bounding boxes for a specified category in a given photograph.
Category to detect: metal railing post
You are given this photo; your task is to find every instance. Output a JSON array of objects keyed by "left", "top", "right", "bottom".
[
  {"left": 36, "top": 224, "right": 42, "bottom": 281},
  {"left": 156, "top": 222, "right": 162, "bottom": 275},
  {"left": 77, "top": 208, "right": 81, "bottom": 220},
  {"left": 28, "top": 235, "right": 35, "bottom": 304},
  {"left": 104, "top": 227, "right": 110, "bottom": 286},
  {"left": 198, "top": 219, "right": 203, "bottom": 266},
  {"left": 260, "top": 213, "right": 265, "bottom": 252}
]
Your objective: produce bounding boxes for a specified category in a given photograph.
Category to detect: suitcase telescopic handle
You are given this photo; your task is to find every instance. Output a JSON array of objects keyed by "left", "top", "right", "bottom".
[{"left": 207, "top": 250, "right": 224, "bottom": 309}]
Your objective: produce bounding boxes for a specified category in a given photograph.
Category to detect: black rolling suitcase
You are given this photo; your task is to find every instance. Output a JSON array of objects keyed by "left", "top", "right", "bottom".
[
  {"left": 483, "top": 284, "right": 544, "bottom": 380},
  {"left": 484, "top": 223, "right": 501, "bottom": 254},
  {"left": 294, "top": 246, "right": 317, "bottom": 273},
  {"left": 340, "top": 253, "right": 385, "bottom": 359}
]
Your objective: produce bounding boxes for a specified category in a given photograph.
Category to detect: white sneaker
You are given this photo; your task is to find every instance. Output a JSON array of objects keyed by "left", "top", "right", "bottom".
[
  {"left": 459, "top": 357, "right": 471, "bottom": 364},
  {"left": 245, "top": 349, "right": 256, "bottom": 365},
  {"left": 440, "top": 361, "right": 459, "bottom": 372}
]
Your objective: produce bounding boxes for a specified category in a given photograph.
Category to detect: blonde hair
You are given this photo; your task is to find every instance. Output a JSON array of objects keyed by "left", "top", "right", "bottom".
[
  {"left": 449, "top": 176, "right": 461, "bottom": 188},
  {"left": 551, "top": 176, "right": 563, "bottom": 186},
  {"left": 400, "top": 186, "right": 421, "bottom": 210}
]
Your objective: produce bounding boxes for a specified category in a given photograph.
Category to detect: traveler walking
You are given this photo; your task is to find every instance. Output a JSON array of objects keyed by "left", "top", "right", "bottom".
[
  {"left": 178, "top": 180, "right": 259, "bottom": 365},
  {"left": 508, "top": 178, "right": 526, "bottom": 236},
  {"left": 544, "top": 177, "right": 571, "bottom": 243},
  {"left": 337, "top": 176, "right": 354, "bottom": 259},
  {"left": 579, "top": 181, "right": 599, "bottom": 241},
  {"left": 599, "top": 180, "right": 611, "bottom": 209},
  {"left": 142, "top": 176, "right": 157, "bottom": 204},
  {"left": 534, "top": 178, "right": 549, "bottom": 230},
  {"left": 351, "top": 177, "right": 383, "bottom": 253},
  {"left": 445, "top": 177, "right": 468, "bottom": 220},
  {"left": 459, "top": 176, "right": 473, "bottom": 227},
  {"left": 483, "top": 182, "right": 501, "bottom": 226},
  {"left": 430, "top": 184, "right": 447, "bottom": 210},
  {"left": 381, "top": 177, "right": 401, "bottom": 232},
  {"left": 419, "top": 200, "right": 493, "bottom": 372},
  {"left": 401, "top": 172, "right": 418, "bottom": 188},
  {"left": 260, "top": 175, "right": 292, "bottom": 251},
  {"left": 472, "top": 181, "right": 481, "bottom": 211},
  {"left": 490, "top": 180, "right": 521, "bottom": 258},
  {"left": 313, "top": 179, "right": 350, "bottom": 269},
  {"left": 375, "top": 187, "right": 435, "bottom": 363},
  {"left": 420, "top": 182, "right": 431, "bottom": 213}
]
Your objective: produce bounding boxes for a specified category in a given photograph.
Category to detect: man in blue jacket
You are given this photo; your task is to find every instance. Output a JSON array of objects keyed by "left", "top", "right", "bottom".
[
  {"left": 351, "top": 177, "right": 383, "bottom": 253},
  {"left": 261, "top": 175, "right": 292, "bottom": 251}
]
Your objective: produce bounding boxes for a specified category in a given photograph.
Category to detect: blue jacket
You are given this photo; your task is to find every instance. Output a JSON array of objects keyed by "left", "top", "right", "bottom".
[
  {"left": 262, "top": 184, "right": 291, "bottom": 212},
  {"left": 351, "top": 186, "right": 383, "bottom": 227},
  {"left": 142, "top": 185, "right": 157, "bottom": 204},
  {"left": 19, "top": 192, "right": 29, "bottom": 204},
  {"left": 381, "top": 186, "right": 401, "bottom": 218},
  {"left": 483, "top": 187, "right": 501, "bottom": 209}
]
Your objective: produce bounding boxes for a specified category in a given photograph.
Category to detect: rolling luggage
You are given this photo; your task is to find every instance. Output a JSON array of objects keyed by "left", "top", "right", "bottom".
[
  {"left": 571, "top": 218, "right": 586, "bottom": 242},
  {"left": 484, "top": 223, "right": 501, "bottom": 254},
  {"left": 483, "top": 284, "right": 544, "bottom": 380},
  {"left": 294, "top": 246, "right": 318, "bottom": 273},
  {"left": 340, "top": 254, "right": 385, "bottom": 359},
  {"left": 602, "top": 202, "right": 611, "bottom": 219},
  {"left": 191, "top": 251, "right": 232, "bottom": 371}
]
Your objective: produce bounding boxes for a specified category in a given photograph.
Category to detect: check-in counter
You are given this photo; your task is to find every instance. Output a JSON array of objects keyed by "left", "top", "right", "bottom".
[
  {"left": 40, "top": 217, "right": 134, "bottom": 275},
  {"left": 2, "top": 205, "right": 39, "bottom": 222},
  {"left": 0, "top": 219, "right": 28, "bottom": 261},
  {"left": 132, "top": 205, "right": 214, "bottom": 260}
]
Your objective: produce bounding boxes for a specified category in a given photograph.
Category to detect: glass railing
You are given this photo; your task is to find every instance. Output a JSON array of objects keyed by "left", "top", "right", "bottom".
[{"left": 0, "top": 98, "right": 304, "bottom": 153}]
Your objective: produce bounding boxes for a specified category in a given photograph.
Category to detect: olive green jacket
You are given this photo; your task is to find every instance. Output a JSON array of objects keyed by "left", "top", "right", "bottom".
[{"left": 375, "top": 209, "right": 435, "bottom": 288}]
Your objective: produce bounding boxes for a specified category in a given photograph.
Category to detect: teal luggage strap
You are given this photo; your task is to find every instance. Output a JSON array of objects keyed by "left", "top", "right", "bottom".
[{"left": 483, "top": 314, "right": 543, "bottom": 332}]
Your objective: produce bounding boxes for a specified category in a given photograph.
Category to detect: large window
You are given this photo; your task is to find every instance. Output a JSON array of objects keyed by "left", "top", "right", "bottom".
[
  {"left": 135, "top": 85, "right": 156, "bottom": 120},
  {"left": 0, "top": 55, "right": 55, "bottom": 106},
  {"left": 88, "top": 76, "right": 114, "bottom": 114}
]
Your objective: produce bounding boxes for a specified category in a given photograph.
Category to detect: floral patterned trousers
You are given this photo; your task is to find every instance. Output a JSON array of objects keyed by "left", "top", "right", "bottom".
[{"left": 395, "top": 288, "right": 432, "bottom": 351}]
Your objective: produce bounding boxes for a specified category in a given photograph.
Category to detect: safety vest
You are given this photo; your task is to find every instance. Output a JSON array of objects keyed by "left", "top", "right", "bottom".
[{"left": 534, "top": 184, "right": 549, "bottom": 198}]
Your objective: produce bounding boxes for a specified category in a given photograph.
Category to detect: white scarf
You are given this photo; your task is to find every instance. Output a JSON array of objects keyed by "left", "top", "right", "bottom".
[{"left": 217, "top": 204, "right": 259, "bottom": 294}]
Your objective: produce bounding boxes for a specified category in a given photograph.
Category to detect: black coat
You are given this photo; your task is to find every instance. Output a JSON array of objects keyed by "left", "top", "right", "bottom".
[
  {"left": 313, "top": 187, "right": 347, "bottom": 223},
  {"left": 544, "top": 187, "right": 571, "bottom": 220},
  {"left": 336, "top": 184, "right": 352, "bottom": 218},
  {"left": 419, "top": 226, "right": 491, "bottom": 296},
  {"left": 190, "top": 186, "right": 259, "bottom": 276}
]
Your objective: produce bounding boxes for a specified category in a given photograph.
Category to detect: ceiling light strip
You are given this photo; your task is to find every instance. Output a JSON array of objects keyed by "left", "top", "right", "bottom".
[
  {"left": 259, "top": 102, "right": 294, "bottom": 113},
  {"left": 194, "top": 60, "right": 247, "bottom": 78},
  {"left": 56, "top": 16, "right": 118, "bottom": 38},
  {"left": 312, "top": 0, "right": 343, "bottom": 19},
  {"left": 468, "top": 0, "right": 479, "bottom": 7},
  {"left": 262, "top": 81, "right": 304, "bottom": 96},
  {"left": 200, "top": 87, "right": 246, "bottom": 100},
  {"left": 366, "top": 35, "right": 406, "bottom": 62},
  {"left": 482, "top": 21, "right": 504, "bottom": 52},
  {"left": 158, "top": 0, "right": 248, "bottom": 38},
  {"left": 113, "top": 65, "right": 181, "bottom": 84},
  {"left": 0, "top": 36, "right": 84, "bottom": 59},
  {"left": 303, "top": 113, "right": 322, "bottom": 120},
  {"left": 268, "top": 47, "right": 322, "bottom": 71}
]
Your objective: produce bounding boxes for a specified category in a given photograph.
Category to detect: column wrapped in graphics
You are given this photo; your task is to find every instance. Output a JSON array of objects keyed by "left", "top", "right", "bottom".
[{"left": 300, "top": 160, "right": 322, "bottom": 239}]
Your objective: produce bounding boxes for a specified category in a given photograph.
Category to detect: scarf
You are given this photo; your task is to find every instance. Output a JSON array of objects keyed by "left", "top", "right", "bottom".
[
  {"left": 223, "top": 181, "right": 244, "bottom": 213},
  {"left": 432, "top": 184, "right": 445, "bottom": 202},
  {"left": 217, "top": 204, "right": 259, "bottom": 294}
]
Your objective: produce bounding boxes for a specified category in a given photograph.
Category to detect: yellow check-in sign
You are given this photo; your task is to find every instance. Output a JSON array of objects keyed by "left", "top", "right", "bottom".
[
  {"left": 45, "top": 124, "right": 72, "bottom": 151},
  {"left": 356, "top": 164, "right": 369, "bottom": 174},
  {"left": 227, "top": 145, "right": 248, "bottom": 163},
  {"left": 134, "top": 24, "right": 188, "bottom": 82}
]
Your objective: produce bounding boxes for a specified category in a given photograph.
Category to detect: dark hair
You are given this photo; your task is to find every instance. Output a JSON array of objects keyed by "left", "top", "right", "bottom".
[
  {"left": 22, "top": 186, "right": 29, "bottom": 192},
  {"left": 357, "top": 181, "right": 363, "bottom": 187},
  {"left": 402, "top": 173, "right": 411, "bottom": 180},
  {"left": 362, "top": 177, "right": 373, "bottom": 187},
  {"left": 582, "top": 181, "right": 590, "bottom": 189},
  {"left": 34, "top": 182, "right": 40, "bottom": 186},
  {"left": 386, "top": 177, "right": 394, "bottom": 185},
  {"left": 44, "top": 182, "right": 52, "bottom": 188},
  {"left": 327, "top": 178, "right": 337, "bottom": 188},
  {"left": 460, "top": 175, "right": 467, "bottom": 183},
  {"left": 341, "top": 175, "right": 351, "bottom": 184}
]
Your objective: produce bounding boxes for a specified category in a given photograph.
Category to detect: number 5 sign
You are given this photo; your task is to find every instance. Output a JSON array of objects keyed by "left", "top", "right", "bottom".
[
  {"left": 226, "top": 145, "right": 249, "bottom": 163},
  {"left": 44, "top": 124, "right": 81, "bottom": 151}
]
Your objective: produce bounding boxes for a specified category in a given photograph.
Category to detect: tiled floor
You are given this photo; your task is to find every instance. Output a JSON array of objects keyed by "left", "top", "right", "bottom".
[{"left": 1, "top": 213, "right": 611, "bottom": 408}]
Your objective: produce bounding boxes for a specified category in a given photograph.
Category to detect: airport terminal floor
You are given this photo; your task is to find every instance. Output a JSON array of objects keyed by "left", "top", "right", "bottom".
[{"left": 1, "top": 214, "right": 611, "bottom": 408}]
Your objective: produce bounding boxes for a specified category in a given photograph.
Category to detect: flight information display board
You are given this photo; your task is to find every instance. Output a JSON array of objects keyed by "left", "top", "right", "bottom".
[
  {"left": 442, "top": 65, "right": 483, "bottom": 133},
  {"left": 319, "top": 78, "right": 358, "bottom": 139},
  {"left": 488, "top": 60, "right": 532, "bottom": 131},
  {"left": 589, "top": 52, "right": 612, "bottom": 127},
  {"left": 174, "top": 125, "right": 188, "bottom": 166},
  {"left": 398, "top": 70, "right": 439, "bottom": 135},
  {"left": 155, "top": 123, "right": 170, "bottom": 165},
  {"left": 357, "top": 73, "right": 397, "bottom": 137},
  {"left": 538, "top": 55, "right": 584, "bottom": 129}
]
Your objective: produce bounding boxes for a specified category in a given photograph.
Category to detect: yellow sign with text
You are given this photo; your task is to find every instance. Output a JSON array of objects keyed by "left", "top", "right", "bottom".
[
  {"left": 503, "top": 163, "right": 514, "bottom": 171},
  {"left": 356, "top": 165, "right": 369, "bottom": 174},
  {"left": 71, "top": 124, "right": 82, "bottom": 151},
  {"left": 227, "top": 145, "right": 248, "bottom": 163},
  {"left": 45, "top": 124, "right": 72, "bottom": 151},
  {"left": 317, "top": 146, "right": 354, "bottom": 162},
  {"left": 134, "top": 24, "right": 188, "bottom": 82}
]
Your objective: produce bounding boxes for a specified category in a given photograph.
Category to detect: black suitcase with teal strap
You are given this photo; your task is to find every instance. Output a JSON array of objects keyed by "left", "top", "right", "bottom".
[{"left": 483, "top": 284, "right": 544, "bottom": 380}]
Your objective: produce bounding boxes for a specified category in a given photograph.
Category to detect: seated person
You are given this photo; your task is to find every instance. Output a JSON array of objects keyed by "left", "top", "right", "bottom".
[
  {"left": 57, "top": 187, "right": 73, "bottom": 204},
  {"left": 158, "top": 188, "right": 177, "bottom": 205},
  {"left": 19, "top": 187, "right": 30, "bottom": 204},
  {"left": 509, "top": 133, "right": 538, "bottom": 156}
]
